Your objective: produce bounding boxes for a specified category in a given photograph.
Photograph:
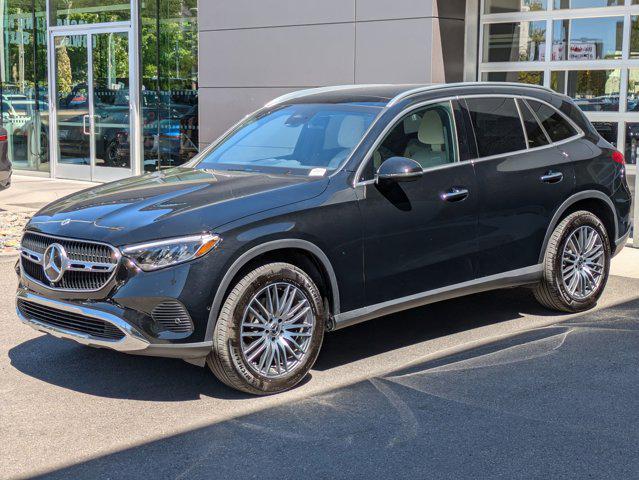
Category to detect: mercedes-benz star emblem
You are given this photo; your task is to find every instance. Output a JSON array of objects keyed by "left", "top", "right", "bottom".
[{"left": 43, "top": 243, "right": 68, "bottom": 284}]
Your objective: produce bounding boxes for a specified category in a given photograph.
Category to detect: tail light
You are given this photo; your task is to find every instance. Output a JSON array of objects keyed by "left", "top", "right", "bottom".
[
  {"left": 0, "top": 134, "right": 7, "bottom": 142},
  {"left": 612, "top": 151, "right": 625, "bottom": 165}
]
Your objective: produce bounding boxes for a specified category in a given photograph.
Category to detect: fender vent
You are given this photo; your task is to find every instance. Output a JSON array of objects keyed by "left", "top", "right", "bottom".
[{"left": 151, "top": 301, "right": 194, "bottom": 334}]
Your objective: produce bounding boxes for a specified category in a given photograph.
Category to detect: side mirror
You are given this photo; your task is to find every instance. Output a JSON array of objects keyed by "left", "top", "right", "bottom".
[{"left": 376, "top": 156, "right": 423, "bottom": 183}]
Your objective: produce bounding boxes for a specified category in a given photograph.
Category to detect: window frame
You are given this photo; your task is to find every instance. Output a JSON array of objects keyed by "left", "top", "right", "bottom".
[
  {"left": 459, "top": 94, "right": 584, "bottom": 162},
  {"left": 353, "top": 94, "right": 585, "bottom": 185},
  {"left": 516, "top": 97, "right": 553, "bottom": 147},
  {"left": 353, "top": 98, "right": 462, "bottom": 185}
]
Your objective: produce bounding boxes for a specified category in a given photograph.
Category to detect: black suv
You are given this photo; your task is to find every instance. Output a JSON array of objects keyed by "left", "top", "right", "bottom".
[{"left": 16, "top": 83, "right": 632, "bottom": 394}]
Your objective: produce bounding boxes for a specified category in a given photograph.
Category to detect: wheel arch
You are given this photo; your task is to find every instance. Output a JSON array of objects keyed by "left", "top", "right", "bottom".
[
  {"left": 539, "top": 190, "right": 618, "bottom": 263},
  {"left": 204, "top": 239, "right": 340, "bottom": 341}
]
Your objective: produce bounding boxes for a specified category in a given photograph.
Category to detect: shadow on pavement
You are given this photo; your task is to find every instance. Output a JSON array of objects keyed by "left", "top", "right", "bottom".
[
  {"left": 31, "top": 296, "right": 639, "bottom": 479},
  {"left": 8, "top": 287, "right": 553, "bottom": 402}
]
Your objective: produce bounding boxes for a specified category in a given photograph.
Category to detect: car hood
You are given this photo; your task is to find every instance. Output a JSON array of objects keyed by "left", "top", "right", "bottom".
[{"left": 27, "top": 168, "right": 329, "bottom": 245}]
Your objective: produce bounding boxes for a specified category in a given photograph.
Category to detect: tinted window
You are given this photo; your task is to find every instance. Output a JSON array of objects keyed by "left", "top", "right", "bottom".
[
  {"left": 370, "top": 102, "right": 457, "bottom": 173},
  {"left": 452, "top": 100, "right": 475, "bottom": 162},
  {"left": 527, "top": 100, "right": 577, "bottom": 142},
  {"left": 517, "top": 99, "right": 549, "bottom": 148},
  {"left": 465, "top": 97, "right": 526, "bottom": 157}
]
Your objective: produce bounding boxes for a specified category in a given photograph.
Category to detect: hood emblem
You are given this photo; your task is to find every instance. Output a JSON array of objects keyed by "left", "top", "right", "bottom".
[
  {"left": 61, "top": 219, "right": 71, "bottom": 226},
  {"left": 43, "top": 243, "right": 68, "bottom": 283}
]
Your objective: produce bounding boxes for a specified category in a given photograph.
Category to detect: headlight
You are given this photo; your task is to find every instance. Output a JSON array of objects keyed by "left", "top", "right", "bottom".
[{"left": 121, "top": 233, "right": 221, "bottom": 271}]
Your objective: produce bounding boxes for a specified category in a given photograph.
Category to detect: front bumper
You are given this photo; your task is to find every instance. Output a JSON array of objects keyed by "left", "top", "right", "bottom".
[{"left": 16, "top": 290, "right": 212, "bottom": 360}]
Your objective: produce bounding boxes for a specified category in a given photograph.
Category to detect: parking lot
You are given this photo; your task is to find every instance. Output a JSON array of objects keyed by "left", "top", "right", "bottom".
[{"left": 2, "top": 250, "right": 639, "bottom": 479}]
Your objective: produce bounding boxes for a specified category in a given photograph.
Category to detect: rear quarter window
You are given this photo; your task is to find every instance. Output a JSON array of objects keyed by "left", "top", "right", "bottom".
[
  {"left": 465, "top": 97, "right": 527, "bottom": 158},
  {"left": 526, "top": 99, "right": 578, "bottom": 143}
]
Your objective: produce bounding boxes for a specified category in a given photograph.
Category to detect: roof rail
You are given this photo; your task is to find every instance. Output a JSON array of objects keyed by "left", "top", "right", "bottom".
[
  {"left": 386, "top": 81, "right": 553, "bottom": 107},
  {"left": 264, "top": 84, "right": 394, "bottom": 108}
]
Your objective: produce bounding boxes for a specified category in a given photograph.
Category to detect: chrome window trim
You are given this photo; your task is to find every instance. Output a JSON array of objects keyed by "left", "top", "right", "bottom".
[
  {"left": 352, "top": 92, "right": 583, "bottom": 186},
  {"left": 457, "top": 94, "right": 584, "bottom": 164},
  {"left": 19, "top": 231, "right": 121, "bottom": 293}
]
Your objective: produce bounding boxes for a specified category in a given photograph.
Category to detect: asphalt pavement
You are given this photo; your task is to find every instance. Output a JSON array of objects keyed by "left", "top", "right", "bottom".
[{"left": 2, "top": 254, "right": 639, "bottom": 479}]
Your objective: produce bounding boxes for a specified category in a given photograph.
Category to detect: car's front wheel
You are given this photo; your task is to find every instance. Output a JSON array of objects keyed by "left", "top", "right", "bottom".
[
  {"left": 207, "top": 262, "right": 325, "bottom": 395},
  {"left": 534, "top": 210, "right": 611, "bottom": 313}
]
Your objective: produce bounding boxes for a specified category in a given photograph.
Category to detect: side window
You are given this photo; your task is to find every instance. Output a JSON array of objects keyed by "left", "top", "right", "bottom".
[
  {"left": 516, "top": 98, "right": 550, "bottom": 148},
  {"left": 526, "top": 99, "right": 578, "bottom": 143},
  {"left": 465, "top": 97, "right": 526, "bottom": 158},
  {"left": 372, "top": 102, "right": 458, "bottom": 172}
]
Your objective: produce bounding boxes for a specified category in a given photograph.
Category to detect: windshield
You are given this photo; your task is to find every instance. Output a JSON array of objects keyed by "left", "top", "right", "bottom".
[{"left": 195, "top": 103, "right": 382, "bottom": 176}]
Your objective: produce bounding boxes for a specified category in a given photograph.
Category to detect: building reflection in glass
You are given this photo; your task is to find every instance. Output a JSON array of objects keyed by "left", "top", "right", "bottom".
[
  {"left": 1, "top": 0, "right": 49, "bottom": 172},
  {"left": 140, "top": 0, "right": 199, "bottom": 172}
]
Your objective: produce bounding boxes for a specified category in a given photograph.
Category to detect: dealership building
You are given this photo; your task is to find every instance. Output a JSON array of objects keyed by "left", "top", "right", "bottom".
[{"left": 1, "top": 0, "right": 638, "bottom": 182}]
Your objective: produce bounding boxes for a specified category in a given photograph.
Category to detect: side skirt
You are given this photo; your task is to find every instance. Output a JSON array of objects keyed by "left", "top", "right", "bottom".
[{"left": 331, "top": 265, "right": 543, "bottom": 331}]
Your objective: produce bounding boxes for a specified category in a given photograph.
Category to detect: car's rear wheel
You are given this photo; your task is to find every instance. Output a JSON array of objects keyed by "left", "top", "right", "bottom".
[
  {"left": 533, "top": 210, "right": 610, "bottom": 313},
  {"left": 207, "top": 262, "right": 325, "bottom": 395}
]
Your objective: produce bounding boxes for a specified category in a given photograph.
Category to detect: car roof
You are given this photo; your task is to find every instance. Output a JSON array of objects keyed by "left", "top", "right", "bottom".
[{"left": 268, "top": 82, "right": 554, "bottom": 108}]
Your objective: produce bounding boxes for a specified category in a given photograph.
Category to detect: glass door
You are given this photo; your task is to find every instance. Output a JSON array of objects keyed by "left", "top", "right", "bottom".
[
  {"left": 52, "top": 29, "right": 133, "bottom": 182},
  {"left": 54, "top": 33, "right": 91, "bottom": 180}
]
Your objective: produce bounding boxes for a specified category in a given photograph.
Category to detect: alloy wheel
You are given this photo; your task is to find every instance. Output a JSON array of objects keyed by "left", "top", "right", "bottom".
[
  {"left": 561, "top": 225, "right": 605, "bottom": 300},
  {"left": 240, "top": 282, "right": 315, "bottom": 378}
]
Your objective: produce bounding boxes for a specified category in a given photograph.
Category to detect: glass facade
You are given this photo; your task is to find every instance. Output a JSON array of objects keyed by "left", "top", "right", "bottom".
[
  {"left": 1, "top": 0, "right": 49, "bottom": 172},
  {"left": 140, "top": 0, "right": 198, "bottom": 172},
  {"left": 1, "top": 0, "right": 199, "bottom": 178},
  {"left": 51, "top": 0, "right": 131, "bottom": 25},
  {"left": 480, "top": 0, "right": 639, "bottom": 164}
]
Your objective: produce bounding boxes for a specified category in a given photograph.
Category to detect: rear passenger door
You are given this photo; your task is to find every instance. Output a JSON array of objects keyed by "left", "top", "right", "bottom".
[{"left": 462, "top": 96, "right": 577, "bottom": 277}]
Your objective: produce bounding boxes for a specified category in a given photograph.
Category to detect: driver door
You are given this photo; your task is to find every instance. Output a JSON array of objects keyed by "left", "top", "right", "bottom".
[{"left": 355, "top": 100, "right": 479, "bottom": 305}]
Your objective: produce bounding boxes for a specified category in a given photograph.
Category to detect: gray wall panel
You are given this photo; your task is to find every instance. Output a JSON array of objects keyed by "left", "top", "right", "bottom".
[
  {"left": 199, "top": 24, "right": 355, "bottom": 88},
  {"left": 197, "top": 1, "right": 470, "bottom": 139},
  {"left": 356, "top": 0, "right": 465, "bottom": 21},
  {"left": 355, "top": 18, "right": 434, "bottom": 84},
  {"left": 198, "top": 87, "right": 299, "bottom": 144},
  {"left": 356, "top": 0, "right": 436, "bottom": 21},
  {"left": 200, "top": 0, "right": 355, "bottom": 31}
]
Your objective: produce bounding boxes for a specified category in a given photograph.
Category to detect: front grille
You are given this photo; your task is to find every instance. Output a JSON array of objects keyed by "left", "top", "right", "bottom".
[
  {"left": 20, "top": 232, "right": 118, "bottom": 291},
  {"left": 152, "top": 300, "right": 194, "bottom": 334},
  {"left": 17, "top": 299, "right": 125, "bottom": 341}
]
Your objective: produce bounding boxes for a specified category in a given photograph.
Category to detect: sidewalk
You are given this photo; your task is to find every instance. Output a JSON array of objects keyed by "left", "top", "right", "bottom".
[{"left": 0, "top": 175, "right": 94, "bottom": 255}]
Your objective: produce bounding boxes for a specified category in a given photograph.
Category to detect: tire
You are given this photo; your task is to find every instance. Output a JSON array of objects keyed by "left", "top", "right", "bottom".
[
  {"left": 207, "top": 262, "right": 325, "bottom": 395},
  {"left": 533, "top": 210, "right": 611, "bottom": 313}
]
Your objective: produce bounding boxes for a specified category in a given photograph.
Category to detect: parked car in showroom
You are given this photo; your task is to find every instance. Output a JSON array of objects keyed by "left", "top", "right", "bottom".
[{"left": 15, "top": 83, "right": 632, "bottom": 394}]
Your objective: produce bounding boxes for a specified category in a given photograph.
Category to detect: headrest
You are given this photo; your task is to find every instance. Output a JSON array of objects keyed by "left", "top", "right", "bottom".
[
  {"left": 418, "top": 110, "right": 445, "bottom": 145},
  {"left": 403, "top": 113, "right": 421, "bottom": 134},
  {"left": 337, "top": 115, "right": 366, "bottom": 149}
]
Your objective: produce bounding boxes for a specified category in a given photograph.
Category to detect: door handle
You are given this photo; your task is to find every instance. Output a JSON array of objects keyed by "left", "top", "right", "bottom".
[
  {"left": 441, "top": 187, "right": 469, "bottom": 203},
  {"left": 540, "top": 171, "right": 564, "bottom": 184},
  {"left": 82, "top": 114, "right": 90, "bottom": 135}
]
